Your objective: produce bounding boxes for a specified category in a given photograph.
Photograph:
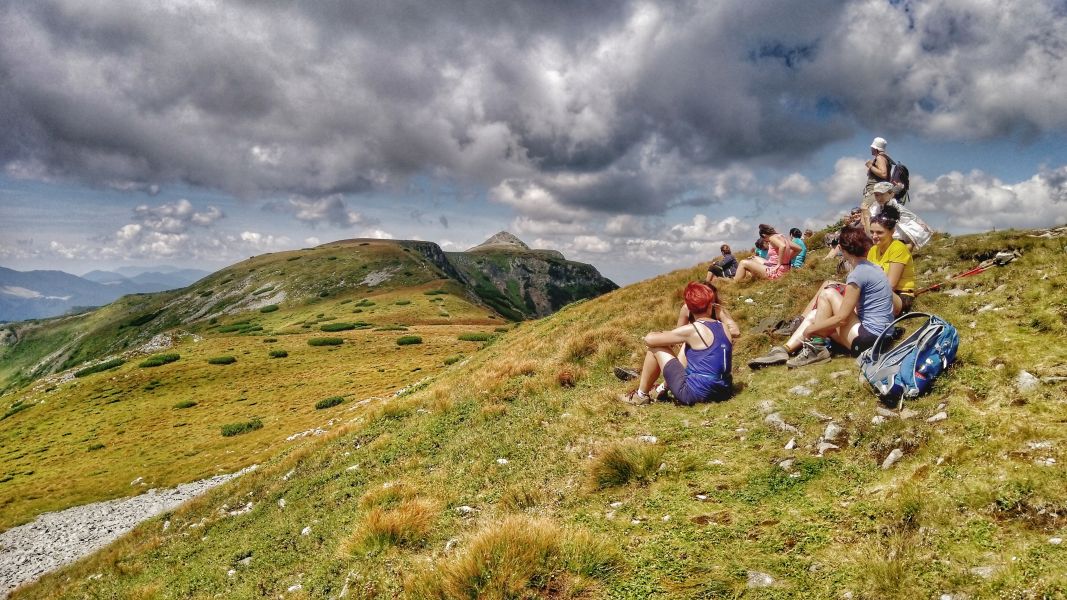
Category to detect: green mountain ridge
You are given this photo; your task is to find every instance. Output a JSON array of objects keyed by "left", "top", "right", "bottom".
[{"left": 5, "top": 224, "right": 1067, "bottom": 598}]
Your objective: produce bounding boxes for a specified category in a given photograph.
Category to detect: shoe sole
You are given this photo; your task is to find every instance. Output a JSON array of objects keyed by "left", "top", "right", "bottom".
[
  {"left": 747, "top": 356, "right": 788, "bottom": 369},
  {"left": 787, "top": 354, "right": 831, "bottom": 369}
]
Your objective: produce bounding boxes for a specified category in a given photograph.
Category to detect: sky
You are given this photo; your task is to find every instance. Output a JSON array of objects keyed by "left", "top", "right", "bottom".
[{"left": 1, "top": 0, "right": 1066, "bottom": 286}]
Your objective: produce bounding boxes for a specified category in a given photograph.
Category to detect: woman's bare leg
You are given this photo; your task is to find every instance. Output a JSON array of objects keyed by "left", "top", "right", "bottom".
[{"left": 637, "top": 350, "right": 661, "bottom": 394}]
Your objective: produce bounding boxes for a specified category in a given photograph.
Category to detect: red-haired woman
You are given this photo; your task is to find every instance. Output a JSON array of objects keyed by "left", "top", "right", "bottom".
[
  {"left": 733, "top": 225, "right": 801, "bottom": 282},
  {"left": 619, "top": 282, "right": 735, "bottom": 405}
]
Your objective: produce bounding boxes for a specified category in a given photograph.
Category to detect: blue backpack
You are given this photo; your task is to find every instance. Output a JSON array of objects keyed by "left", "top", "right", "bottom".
[{"left": 857, "top": 313, "right": 959, "bottom": 403}]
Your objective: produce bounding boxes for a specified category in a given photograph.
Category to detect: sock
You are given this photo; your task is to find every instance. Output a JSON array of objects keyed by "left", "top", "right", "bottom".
[{"left": 636, "top": 389, "right": 651, "bottom": 399}]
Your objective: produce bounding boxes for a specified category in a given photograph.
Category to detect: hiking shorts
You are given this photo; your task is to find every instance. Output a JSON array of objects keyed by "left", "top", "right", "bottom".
[
  {"left": 662, "top": 358, "right": 731, "bottom": 406},
  {"left": 849, "top": 325, "right": 880, "bottom": 356},
  {"left": 765, "top": 264, "right": 790, "bottom": 281}
]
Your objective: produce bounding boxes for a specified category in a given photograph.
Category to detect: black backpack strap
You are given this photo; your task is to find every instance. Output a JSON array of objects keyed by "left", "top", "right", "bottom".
[{"left": 865, "top": 312, "right": 934, "bottom": 363}]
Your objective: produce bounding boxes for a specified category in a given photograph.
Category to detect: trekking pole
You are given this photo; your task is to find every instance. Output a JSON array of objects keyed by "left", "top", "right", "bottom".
[{"left": 914, "top": 263, "right": 991, "bottom": 296}]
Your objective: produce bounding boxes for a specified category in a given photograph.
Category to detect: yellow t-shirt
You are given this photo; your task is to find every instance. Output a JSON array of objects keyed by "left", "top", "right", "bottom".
[{"left": 867, "top": 240, "right": 915, "bottom": 293}]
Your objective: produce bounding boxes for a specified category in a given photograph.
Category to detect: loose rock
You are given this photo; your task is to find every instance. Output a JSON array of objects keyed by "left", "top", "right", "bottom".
[
  {"left": 789, "top": 385, "right": 813, "bottom": 397},
  {"left": 757, "top": 400, "right": 777, "bottom": 415},
  {"left": 822, "top": 422, "right": 845, "bottom": 443},
  {"left": 927, "top": 411, "right": 948, "bottom": 423},
  {"left": 784, "top": 437, "right": 797, "bottom": 450},
  {"left": 637, "top": 435, "right": 658, "bottom": 444},
  {"left": 881, "top": 449, "right": 904, "bottom": 470},
  {"left": 765, "top": 412, "right": 799, "bottom": 434},
  {"left": 747, "top": 571, "right": 774, "bottom": 588},
  {"left": 817, "top": 442, "right": 840, "bottom": 456},
  {"left": 1016, "top": 370, "right": 1040, "bottom": 393}
]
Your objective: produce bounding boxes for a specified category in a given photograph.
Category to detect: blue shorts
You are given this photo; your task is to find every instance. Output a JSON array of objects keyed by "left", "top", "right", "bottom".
[{"left": 662, "top": 359, "right": 732, "bottom": 406}]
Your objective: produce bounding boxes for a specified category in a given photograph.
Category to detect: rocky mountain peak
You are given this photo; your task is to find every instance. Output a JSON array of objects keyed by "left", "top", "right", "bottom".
[{"left": 469, "top": 231, "right": 530, "bottom": 252}]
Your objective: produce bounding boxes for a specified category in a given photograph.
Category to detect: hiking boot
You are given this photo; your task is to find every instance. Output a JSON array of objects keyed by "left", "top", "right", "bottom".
[
  {"left": 652, "top": 383, "right": 671, "bottom": 402},
  {"left": 748, "top": 345, "right": 790, "bottom": 369},
  {"left": 613, "top": 366, "right": 639, "bottom": 381},
  {"left": 786, "top": 341, "right": 831, "bottom": 369},
  {"left": 619, "top": 390, "right": 651, "bottom": 405},
  {"left": 771, "top": 315, "right": 804, "bottom": 337}
]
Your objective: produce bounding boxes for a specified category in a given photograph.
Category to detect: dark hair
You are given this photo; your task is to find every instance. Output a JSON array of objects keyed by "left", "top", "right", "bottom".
[
  {"left": 755, "top": 238, "right": 768, "bottom": 250},
  {"left": 872, "top": 205, "right": 900, "bottom": 231},
  {"left": 758, "top": 224, "right": 776, "bottom": 237},
  {"left": 838, "top": 225, "right": 873, "bottom": 256},
  {"left": 789, "top": 227, "right": 802, "bottom": 239},
  {"left": 720, "top": 244, "right": 731, "bottom": 255}
]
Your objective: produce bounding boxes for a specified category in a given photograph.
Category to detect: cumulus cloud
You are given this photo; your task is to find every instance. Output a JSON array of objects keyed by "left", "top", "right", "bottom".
[
  {"left": 132, "top": 199, "right": 223, "bottom": 233},
  {"left": 269, "top": 195, "right": 372, "bottom": 228},
  {"left": 669, "top": 215, "right": 745, "bottom": 241},
  {"left": 4, "top": 0, "right": 1063, "bottom": 219},
  {"left": 911, "top": 165, "right": 1067, "bottom": 230},
  {"left": 822, "top": 157, "right": 869, "bottom": 205}
]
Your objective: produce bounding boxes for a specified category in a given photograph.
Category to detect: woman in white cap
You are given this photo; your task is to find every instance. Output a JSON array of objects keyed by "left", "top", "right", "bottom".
[
  {"left": 865, "top": 181, "right": 933, "bottom": 249},
  {"left": 863, "top": 137, "right": 892, "bottom": 207}
]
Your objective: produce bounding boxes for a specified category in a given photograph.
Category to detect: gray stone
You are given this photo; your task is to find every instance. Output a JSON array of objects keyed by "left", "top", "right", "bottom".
[
  {"left": 810, "top": 410, "right": 834, "bottom": 422},
  {"left": 944, "top": 289, "right": 968, "bottom": 297},
  {"left": 969, "top": 566, "right": 995, "bottom": 579},
  {"left": 881, "top": 449, "right": 904, "bottom": 470},
  {"left": 784, "top": 437, "right": 797, "bottom": 450},
  {"left": 817, "top": 442, "right": 840, "bottom": 456},
  {"left": 765, "top": 412, "right": 799, "bottom": 434},
  {"left": 789, "top": 385, "right": 813, "bottom": 397},
  {"left": 871, "top": 415, "right": 887, "bottom": 425},
  {"left": 637, "top": 435, "right": 658, "bottom": 444},
  {"left": 875, "top": 407, "right": 897, "bottom": 418},
  {"left": 1016, "top": 370, "right": 1040, "bottom": 393},
  {"left": 927, "top": 411, "right": 948, "bottom": 423},
  {"left": 778, "top": 459, "right": 795, "bottom": 470},
  {"left": 757, "top": 400, "right": 777, "bottom": 415},
  {"left": 899, "top": 408, "right": 919, "bottom": 420},
  {"left": 822, "top": 422, "right": 845, "bottom": 443},
  {"left": 746, "top": 571, "right": 774, "bottom": 588}
]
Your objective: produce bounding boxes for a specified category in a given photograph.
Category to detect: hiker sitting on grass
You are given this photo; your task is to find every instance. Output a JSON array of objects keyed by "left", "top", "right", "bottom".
[
  {"left": 733, "top": 225, "right": 801, "bottom": 282},
  {"left": 868, "top": 205, "right": 916, "bottom": 315},
  {"left": 706, "top": 244, "right": 738, "bottom": 282},
  {"left": 619, "top": 282, "right": 734, "bottom": 406},
  {"left": 789, "top": 228, "right": 808, "bottom": 269},
  {"left": 864, "top": 181, "right": 933, "bottom": 250},
  {"left": 754, "top": 238, "right": 769, "bottom": 259},
  {"left": 747, "top": 226, "right": 894, "bottom": 369}
]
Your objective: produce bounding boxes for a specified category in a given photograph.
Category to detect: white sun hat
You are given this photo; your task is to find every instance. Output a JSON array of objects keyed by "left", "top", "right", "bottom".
[{"left": 870, "top": 137, "right": 888, "bottom": 152}]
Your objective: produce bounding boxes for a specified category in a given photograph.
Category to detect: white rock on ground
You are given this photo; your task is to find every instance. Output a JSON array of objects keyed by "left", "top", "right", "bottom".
[
  {"left": 746, "top": 571, "right": 774, "bottom": 588},
  {"left": 765, "top": 412, "right": 799, "bottom": 434},
  {"left": 789, "top": 385, "right": 813, "bottom": 397},
  {"left": 0, "top": 465, "right": 257, "bottom": 597},
  {"left": 927, "top": 411, "right": 948, "bottom": 423},
  {"left": 881, "top": 449, "right": 904, "bottom": 470},
  {"left": 1016, "top": 370, "right": 1040, "bottom": 393}
]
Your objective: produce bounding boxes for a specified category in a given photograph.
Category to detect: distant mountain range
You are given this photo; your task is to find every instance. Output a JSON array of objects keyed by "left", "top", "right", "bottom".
[{"left": 0, "top": 266, "right": 209, "bottom": 322}]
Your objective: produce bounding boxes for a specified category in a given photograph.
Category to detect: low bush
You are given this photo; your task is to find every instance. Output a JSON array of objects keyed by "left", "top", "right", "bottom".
[
  {"left": 87, "top": 443, "right": 105, "bottom": 452},
  {"left": 259, "top": 304, "right": 279, "bottom": 313},
  {"left": 394, "top": 299, "right": 411, "bottom": 305},
  {"left": 308, "top": 337, "right": 343, "bottom": 346},
  {"left": 262, "top": 337, "right": 278, "bottom": 343},
  {"left": 221, "top": 418, "right": 263, "bottom": 437},
  {"left": 320, "top": 322, "right": 356, "bottom": 332},
  {"left": 494, "top": 327, "right": 510, "bottom": 333},
  {"left": 355, "top": 299, "right": 375, "bottom": 307},
  {"left": 396, "top": 335, "right": 423, "bottom": 346},
  {"left": 375, "top": 325, "right": 408, "bottom": 331},
  {"left": 207, "top": 356, "right": 237, "bottom": 365},
  {"left": 423, "top": 289, "right": 448, "bottom": 295},
  {"left": 74, "top": 359, "right": 125, "bottom": 378},
  {"left": 315, "top": 396, "right": 344, "bottom": 409},
  {"left": 174, "top": 400, "right": 197, "bottom": 409},
  {"left": 269, "top": 349, "right": 288, "bottom": 358},
  {"left": 443, "top": 355, "right": 463, "bottom": 366},
  {"left": 2, "top": 403, "right": 31, "bottom": 420},
  {"left": 458, "top": 333, "right": 493, "bottom": 342},
  {"left": 138, "top": 353, "right": 180, "bottom": 368}
]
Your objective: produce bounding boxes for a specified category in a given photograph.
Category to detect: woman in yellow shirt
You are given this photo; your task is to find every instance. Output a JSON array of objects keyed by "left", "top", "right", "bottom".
[{"left": 867, "top": 205, "right": 915, "bottom": 315}]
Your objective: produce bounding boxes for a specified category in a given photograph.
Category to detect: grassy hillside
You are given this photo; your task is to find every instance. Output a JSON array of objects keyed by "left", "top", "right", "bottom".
[{"left": 10, "top": 227, "right": 1067, "bottom": 599}]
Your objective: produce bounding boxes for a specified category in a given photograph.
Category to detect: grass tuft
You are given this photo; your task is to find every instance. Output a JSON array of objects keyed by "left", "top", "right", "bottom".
[
  {"left": 268, "top": 349, "right": 288, "bottom": 358},
  {"left": 138, "top": 353, "right": 180, "bottom": 368},
  {"left": 396, "top": 335, "right": 423, "bottom": 346},
  {"left": 207, "top": 356, "right": 236, "bottom": 365},
  {"left": 345, "top": 498, "right": 438, "bottom": 553},
  {"left": 588, "top": 441, "right": 664, "bottom": 488},
  {"left": 315, "top": 396, "right": 344, "bottom": 410},
  {"left": 458, "top": 332, "right": 493, "bottom": 342},
  {"left": 74, "top": 358, "right": 125, "bottom": 378},
  {"left": 308, "top": 337, "right": 343, "bottom": 346},
  {"left": 173, "top": 400, "right": 197, "bottom": 409}
]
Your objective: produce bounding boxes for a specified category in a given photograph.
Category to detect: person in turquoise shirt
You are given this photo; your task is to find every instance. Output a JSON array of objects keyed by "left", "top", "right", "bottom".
[{"left": 789, "top": 228, "right": 807, "bottom": 268}]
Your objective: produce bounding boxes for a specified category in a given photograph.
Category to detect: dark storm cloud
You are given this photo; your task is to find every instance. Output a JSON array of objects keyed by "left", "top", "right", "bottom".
[{"left": 2, "top": 0, "right": 1065, "bottom": 217}]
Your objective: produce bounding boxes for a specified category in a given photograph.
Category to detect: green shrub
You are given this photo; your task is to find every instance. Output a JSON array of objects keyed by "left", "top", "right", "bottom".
[
  {"left": 494, "top": 327, "right": 510, "bottom": 333},
  {"left": 174, "top": 400, "right": 197, "bottom": 409},
  {"left": 308, "top": 337, "right": 343, "bottom": 346},
  {"left": 88, "top": 443, "right": 105, "bottom": 452},
  {"left": 396, "top": 335, "right": 423, "bottom": 346},
  {"left": 221, "top": 418, "right": 263, "bottom": 437},
  {"left": 339, "top": 299, "right": 353, "bottom": 305},
  {"left": 394, "top": 300, "right": 412, "bottom": 306},
  {"left": 375, "top": 325, "right": 408, "bottom": 331},
  {"left": 315, "top": 396, "right": 344, "bottom": 409},
  {"left": 138, "top": 353, "right": 180, "bottom": 368},
  {"left": 320, "top": 322, "right": 356, "bottom": 332},
  {"left": 269, "top": 349, "right": 288, "bottom": 358},
  {"left": 286, "top": 255, "right": 302, "bottom": 261},
  {"left": 458, "top": 333, "right": 493, "bottom": 342},
  {"left": 199, "top": 290, "right": 213, "bottom": 297},
  {"left": 423, "top": 289, "right": 448, "bottom": 295},
  {"left": 207, "top": 356, "right": 237, "bottom": 365},
  {"left": 259, "top": 304, "right": 279, "bottom": 313},
  {"left": 443, "top": 355, "right": 463, "bottom": 366},
  {"left": 2, "top": 403, "right": 32, "bottom": 420},
  {"left": 74, "top": 358, "right": 126, "bottom": 378},
  {"left": 263, "top": 337, "right": 278, "bottom": 343}
]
